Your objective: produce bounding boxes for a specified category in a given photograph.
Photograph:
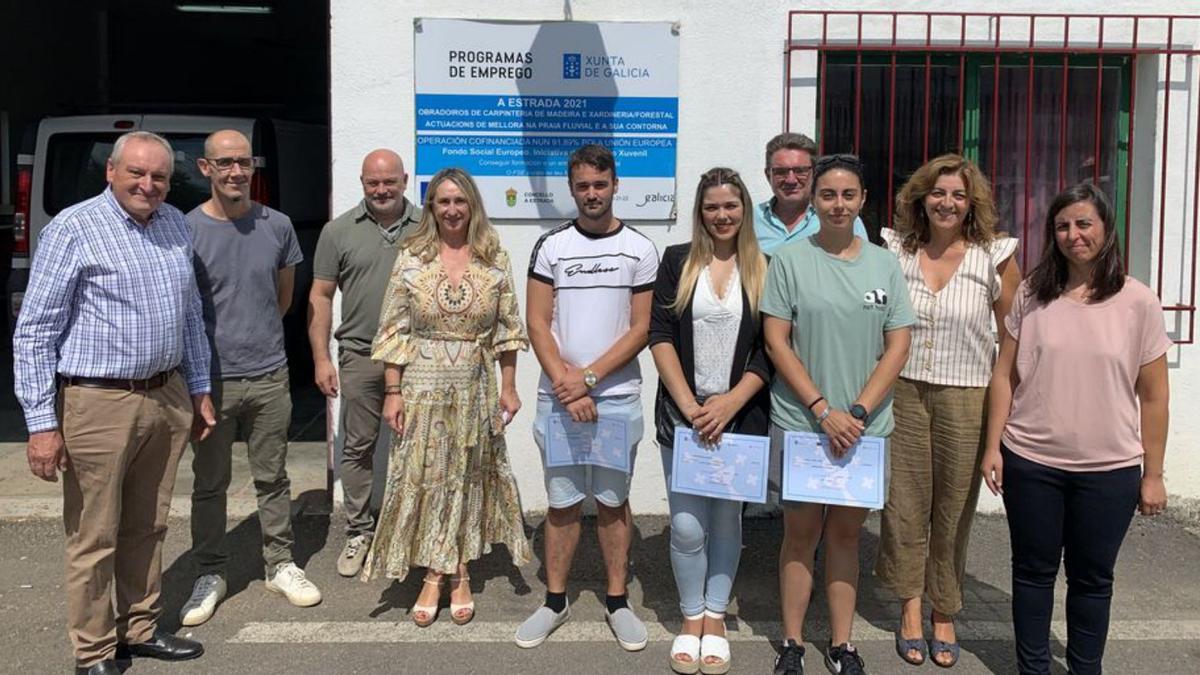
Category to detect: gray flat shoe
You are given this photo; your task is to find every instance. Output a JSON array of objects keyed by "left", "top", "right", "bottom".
[{"left": 895, "top": 632, "right": 928, "bottom": 666}]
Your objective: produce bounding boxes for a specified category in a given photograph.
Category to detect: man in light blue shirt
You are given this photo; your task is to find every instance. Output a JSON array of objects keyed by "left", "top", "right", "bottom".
[
  {"left": 14, "top": 131, "right": 213, "bottom": 673},
  {"left": 754, "top": 132, "right": 868, "bottom": 254}
]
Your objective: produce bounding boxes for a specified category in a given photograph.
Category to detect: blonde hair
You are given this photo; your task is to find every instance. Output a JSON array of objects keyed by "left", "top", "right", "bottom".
[
  {"left": 893, "top": 153, "right": 1001, "bottom": 254},
  {"left": 670, "top": 168, "right": 768, "bottom": 316},
  {"left": 402, "top": 168, "right": 500, "bottom": 265}
]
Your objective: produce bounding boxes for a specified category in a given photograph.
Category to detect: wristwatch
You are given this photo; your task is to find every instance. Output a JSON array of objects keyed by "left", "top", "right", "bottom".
[
  {"left": 850, "top": 403, "right": 869, "bottom": 422},
  {"left": 583, "top": 369, "right": 598, "bottom": 389}
]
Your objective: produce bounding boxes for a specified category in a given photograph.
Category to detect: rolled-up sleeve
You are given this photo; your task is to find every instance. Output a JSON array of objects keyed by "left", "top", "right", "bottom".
[
  {"left": 492, "top": 251, "right": 529, "bottom": 355},
  {"left": 372, "top": 252, "right": 415, "bottom": 365},
  {"left": 13, "top": 221, "right": 81, "bottom": 433}
]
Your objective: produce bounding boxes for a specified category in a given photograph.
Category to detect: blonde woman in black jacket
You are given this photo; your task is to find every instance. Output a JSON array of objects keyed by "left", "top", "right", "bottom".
[{"left": 649, "top": 167, "right": 770, "bottom": 674}]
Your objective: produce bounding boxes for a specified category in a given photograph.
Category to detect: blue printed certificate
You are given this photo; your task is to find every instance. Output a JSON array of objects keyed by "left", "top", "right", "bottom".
[
  {"left": 669, "top": 427, "right": 770, "bottom": 504},
  {"left": 544, "top": 414, "right": 631, "bottom": 473},
  {"left": 781, "top": 431, "right": 886, "bottom": 509}
]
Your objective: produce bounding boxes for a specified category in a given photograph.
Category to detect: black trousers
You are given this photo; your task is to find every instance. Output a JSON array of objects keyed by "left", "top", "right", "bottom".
[{"left": 1001, "top": 446, "right": 1140, "bottom": 675}]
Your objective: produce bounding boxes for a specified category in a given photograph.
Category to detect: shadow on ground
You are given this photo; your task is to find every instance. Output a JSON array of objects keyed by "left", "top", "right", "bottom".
[{"left": 159, "top": 489, "right": 331, "bottom": 632}]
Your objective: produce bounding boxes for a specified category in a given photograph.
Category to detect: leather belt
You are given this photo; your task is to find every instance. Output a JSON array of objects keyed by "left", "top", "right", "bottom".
[{"left": 60, "top": 370, "right": 175, "bottom": 392}]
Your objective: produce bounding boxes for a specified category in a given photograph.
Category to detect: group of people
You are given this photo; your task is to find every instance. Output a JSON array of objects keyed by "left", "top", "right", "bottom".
[{"left": 13, "top": 128, "right": 1170, "bottom": 675}]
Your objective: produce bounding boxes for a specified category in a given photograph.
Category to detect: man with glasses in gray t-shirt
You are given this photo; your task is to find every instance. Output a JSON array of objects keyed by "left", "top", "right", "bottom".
[
  {"left": 308, "top": 149, "right": 421, "bottom": 577},
  {"left": 181, "top": 130, "right": 321, "bottom": 627}
]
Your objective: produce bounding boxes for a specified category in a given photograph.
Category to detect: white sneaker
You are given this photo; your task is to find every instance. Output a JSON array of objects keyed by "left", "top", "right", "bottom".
[
  {"left": 265, "top": 562, "right": 323, "bottom": 607},
  {"left": 180, "top": 574, "right": 226, "bottom": 627}
]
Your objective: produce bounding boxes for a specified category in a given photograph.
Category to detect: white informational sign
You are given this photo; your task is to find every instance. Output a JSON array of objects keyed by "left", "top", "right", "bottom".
[{"left": 414, "top": 19, "right": 679, "bottom": 220}]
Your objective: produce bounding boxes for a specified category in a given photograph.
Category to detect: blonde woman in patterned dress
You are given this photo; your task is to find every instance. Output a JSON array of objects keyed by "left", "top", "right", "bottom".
[{"left": 362, "top": 167, "right": 532, "bottom": 627}]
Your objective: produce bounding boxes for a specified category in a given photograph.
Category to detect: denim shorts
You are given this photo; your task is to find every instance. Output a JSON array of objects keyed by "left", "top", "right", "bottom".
[{"left": 532, "top": 392, "right": 643, "bottom": 508}]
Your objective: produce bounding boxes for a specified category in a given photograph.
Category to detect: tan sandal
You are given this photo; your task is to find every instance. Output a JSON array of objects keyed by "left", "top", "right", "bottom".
[
  {"left": 411, "top": 575, "right": 442, "bottom": 627},
  {"left": 449, "top": 574, "right": 475, "bottom": 626}
]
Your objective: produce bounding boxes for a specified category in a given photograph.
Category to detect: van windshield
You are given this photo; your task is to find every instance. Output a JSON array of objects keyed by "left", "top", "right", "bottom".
[{"left": 44, "top": 133, "right": 212, "bottom": 217}]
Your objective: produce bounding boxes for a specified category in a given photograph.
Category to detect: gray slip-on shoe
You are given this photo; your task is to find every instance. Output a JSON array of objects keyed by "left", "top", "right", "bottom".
[
  {"left": 605, "top": 606, "right": 648, "bottom": 651},
  {"left": 514, "top": 604, "right": 571, "bottom": 648}
]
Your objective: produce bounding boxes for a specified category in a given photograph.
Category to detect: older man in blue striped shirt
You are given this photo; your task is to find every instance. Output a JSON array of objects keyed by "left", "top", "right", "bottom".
[{"left": 14, "top": 131, "right": 216, "bottom": 675}]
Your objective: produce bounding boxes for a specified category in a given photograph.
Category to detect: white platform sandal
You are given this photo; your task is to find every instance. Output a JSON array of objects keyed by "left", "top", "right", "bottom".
[
  {"left": 670, "top": 633, "right": 702, "bottom": 674},
  {"left": 700, "top": 610, "right": 731, "bottom": 675},
  {"left": 671, "top": 612, "right": 704, "bottom": 675}
]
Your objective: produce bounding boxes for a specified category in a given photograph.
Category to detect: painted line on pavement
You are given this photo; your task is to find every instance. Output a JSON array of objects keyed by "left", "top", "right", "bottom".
[
  {"left": 230, "top": 619, "right": 1200, "bottom": 644},
  {"left": 0, "top": 496, "right": 312, "bottom": 520}
]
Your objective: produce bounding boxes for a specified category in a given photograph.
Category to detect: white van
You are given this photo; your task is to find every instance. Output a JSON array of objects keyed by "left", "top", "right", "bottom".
[{"left": 7, "top": 114, "right": 329, "bottom": 380}]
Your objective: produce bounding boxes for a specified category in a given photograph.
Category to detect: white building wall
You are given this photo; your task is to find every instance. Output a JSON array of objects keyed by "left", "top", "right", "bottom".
[{"left": 330, "top": 0, "right": 1200, "bottom": 515}]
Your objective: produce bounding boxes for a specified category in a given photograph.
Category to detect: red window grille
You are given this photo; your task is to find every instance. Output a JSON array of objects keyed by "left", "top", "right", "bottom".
[{"left": 785, "top": 11, "right": 1200, "bottom": 343}]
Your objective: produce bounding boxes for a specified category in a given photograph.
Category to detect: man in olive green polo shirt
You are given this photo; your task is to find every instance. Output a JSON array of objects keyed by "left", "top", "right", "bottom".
[{"left": 307, "top": 149, "right": 421, "bottom": 577}]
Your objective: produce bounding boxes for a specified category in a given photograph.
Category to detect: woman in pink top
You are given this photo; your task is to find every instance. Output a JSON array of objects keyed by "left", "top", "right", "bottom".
[{"left": 981, "top": 183, "right": 1171, "bottom": 675}]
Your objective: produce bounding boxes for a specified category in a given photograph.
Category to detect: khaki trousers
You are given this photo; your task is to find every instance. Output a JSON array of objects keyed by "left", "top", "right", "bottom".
[
  {"left": 190, "top": 366, "right": 294, "bottom": 577},
  {"left": 875, "top": 377, "right": 987, "bottom": 616},
  {"left": 338, "top": 349, "right": 385, "bottom": 537},
  {"left": 60, "top": 373, "right": 192, "bottom": 667}
]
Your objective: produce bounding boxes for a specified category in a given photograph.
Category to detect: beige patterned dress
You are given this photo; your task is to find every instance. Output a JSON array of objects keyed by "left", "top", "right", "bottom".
[{"left": 361, "top": 247, "right": 532, "bottom": 580}]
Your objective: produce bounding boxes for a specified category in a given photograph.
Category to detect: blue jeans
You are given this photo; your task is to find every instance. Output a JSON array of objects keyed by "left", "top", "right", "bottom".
[{"left": 660, "top": 444, "right": 744, "bottom": 616}]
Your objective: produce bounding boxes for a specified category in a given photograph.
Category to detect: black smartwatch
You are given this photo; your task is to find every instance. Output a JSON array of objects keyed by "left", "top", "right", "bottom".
[{"left": 849, "top": 403, "right": 869, "bottom": 422}]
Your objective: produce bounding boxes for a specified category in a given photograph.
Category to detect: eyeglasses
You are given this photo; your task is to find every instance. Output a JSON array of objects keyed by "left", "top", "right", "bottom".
[
  {"left": 202, "top": 156, "right": 255, "bottom": 172},
  {"left": 769, "top": 165, "right": 814, "bottom": 179}
]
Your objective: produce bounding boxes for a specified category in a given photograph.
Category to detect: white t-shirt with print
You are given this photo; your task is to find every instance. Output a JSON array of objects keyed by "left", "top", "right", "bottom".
[{"left": 528, "top": 220, "right": 659, "bottom": 397}]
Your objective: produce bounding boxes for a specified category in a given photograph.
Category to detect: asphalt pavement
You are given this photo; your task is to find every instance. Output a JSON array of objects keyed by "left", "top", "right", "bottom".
[{"left": 2, "top": 499, "right": 1199, "bottom": 674}]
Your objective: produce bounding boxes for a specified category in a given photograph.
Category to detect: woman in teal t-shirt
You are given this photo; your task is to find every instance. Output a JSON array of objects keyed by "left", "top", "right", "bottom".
[{"left": 760, "top": 154, "right": 915, "bottom": 675}]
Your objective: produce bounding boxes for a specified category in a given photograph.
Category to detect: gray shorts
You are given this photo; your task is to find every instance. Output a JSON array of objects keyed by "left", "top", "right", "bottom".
[{"left": 532, "top": 392, "right": 643, "bottom": 509}]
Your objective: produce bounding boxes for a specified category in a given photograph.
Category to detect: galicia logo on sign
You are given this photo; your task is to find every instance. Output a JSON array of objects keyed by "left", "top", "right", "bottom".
[
  {"left": 635, "top": 192, "right": 675, "bottom": 208},
  {"left": 563, "top": 53, "right": 582, "bottom": 79},
  {"left": 582, "top": 54, "right": 651, "bottom": 79}
]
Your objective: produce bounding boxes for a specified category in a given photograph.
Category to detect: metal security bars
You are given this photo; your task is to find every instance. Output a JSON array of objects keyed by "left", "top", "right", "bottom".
[{"left": 785, "top": 11, "right": 1200, "bottom": 343}]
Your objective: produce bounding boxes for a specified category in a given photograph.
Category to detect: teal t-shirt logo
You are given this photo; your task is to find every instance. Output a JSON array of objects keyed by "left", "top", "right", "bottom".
[{"left": 863, "top": 288, "right": 889, "bottom": 308}]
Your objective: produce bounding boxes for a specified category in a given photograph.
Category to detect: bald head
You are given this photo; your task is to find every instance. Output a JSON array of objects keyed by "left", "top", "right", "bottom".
[
  {"left": 204, "top": 129, "right": 251, "bottom": 158},
  {"left": 361, "top": 149, "right": 404, "bottom": 176},
  {"left": 360, "top": 149, "right": 408, "bottom": 224}
]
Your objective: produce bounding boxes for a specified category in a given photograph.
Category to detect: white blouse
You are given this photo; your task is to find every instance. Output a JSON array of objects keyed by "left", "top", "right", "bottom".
[
  {"left": 692, "top": 265, "right": 743, "bottom": 397},
  {"left": 881, "top": 227, "right": 1018, "bottom": 387}
]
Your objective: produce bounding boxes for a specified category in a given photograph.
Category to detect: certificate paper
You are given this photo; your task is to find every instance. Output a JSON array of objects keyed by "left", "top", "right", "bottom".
[
  {"left": 670, "top": 426, "right": 770, "bottom": 504},
  {"left": 544, "top": 414, "right": 631, "bottom": 473},
  {"left": 781, "top": 431, "right": 886, "bottom": 509}
]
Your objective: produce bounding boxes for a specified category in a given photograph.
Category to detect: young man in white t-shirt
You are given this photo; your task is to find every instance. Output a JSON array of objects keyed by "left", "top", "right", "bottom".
[{"left": 515, "top": 144, "right": 659, "bottom": 651}]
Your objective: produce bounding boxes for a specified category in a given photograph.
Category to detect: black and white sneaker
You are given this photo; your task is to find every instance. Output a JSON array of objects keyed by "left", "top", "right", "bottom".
[
  {"left": 824, "top": 642, "right": 866, "bottom": 674},
  {"left": 774, "top": 639, "right": 806, "bottom": 675}
]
